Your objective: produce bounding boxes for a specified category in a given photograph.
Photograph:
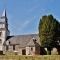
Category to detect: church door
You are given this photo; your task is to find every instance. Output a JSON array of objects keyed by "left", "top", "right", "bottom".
[
  {"left": 0, "top": 51, "right": 3, "bottom": 54},
  {"left": 22, "top": 49, "right": 26, "bottom": 55}
]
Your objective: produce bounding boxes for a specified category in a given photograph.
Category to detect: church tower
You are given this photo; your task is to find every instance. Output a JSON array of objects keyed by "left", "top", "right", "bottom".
[{"left": 0, "top": 9, "right": 10, "bottom": 53}]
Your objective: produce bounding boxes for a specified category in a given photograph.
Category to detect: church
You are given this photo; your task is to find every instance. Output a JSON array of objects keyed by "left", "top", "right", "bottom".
[
  {"left": 0, "top": 9, "right": 40, "bottom": 55},
  {"left": 0, "top": 9, "right": 60, "bottom": 55}
]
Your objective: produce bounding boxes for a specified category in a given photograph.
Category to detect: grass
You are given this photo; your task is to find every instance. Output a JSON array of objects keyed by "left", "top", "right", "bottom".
[{"left": 0, "top": 55, "right": 60, "bottom": 60}]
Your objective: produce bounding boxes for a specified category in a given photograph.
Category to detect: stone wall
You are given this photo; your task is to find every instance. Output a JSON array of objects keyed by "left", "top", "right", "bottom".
[
  {"left": 4, "top": 45, "right": 19, "bottom": 55},
  {"left": 26, "top": 46, "right": 35, "bottom": 55},
  {"left": 18, "top": 48, "right": 25, "bottom": 55}
]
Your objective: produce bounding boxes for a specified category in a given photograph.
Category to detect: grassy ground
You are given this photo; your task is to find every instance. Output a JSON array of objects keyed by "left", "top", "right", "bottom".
[{"left": 0, "top": 55, "right": 60, "bottom": 60}]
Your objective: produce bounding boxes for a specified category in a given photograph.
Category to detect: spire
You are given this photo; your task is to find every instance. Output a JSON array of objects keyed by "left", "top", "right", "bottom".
[
  {"left": 2, "top": 9, "right": 7, "bottom": 17},
  {"left": 1, "top": 8, "right": 8, "bottom": 23}
]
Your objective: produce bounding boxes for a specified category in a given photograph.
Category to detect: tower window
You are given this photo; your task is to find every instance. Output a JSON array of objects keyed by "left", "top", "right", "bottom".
[
  {"left": 0, "top": 32, "right": 2, "bottom": 36},
  {"left": 13, "top": 45, "right": 15, "bottom": 50},
  {"left": 0, "top": 39, "right": 2, "bottom": 44}
]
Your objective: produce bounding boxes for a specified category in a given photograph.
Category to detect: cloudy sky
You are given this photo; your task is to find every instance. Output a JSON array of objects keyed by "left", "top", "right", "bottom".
[{"left": 0, "top": 0, "right": 60, "bottom": 35}]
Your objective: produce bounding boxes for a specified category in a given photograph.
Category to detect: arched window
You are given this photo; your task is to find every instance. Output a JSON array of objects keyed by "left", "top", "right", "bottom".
[{"left": 0, "top": 39, "right": 2, "bottom": 44}]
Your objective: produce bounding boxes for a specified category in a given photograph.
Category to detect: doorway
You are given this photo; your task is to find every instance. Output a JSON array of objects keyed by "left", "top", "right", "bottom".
[
  {"left": 0, "top": 51, "right": 3, "bottom": 54},
  {"left": 22, "top": 49, "right": 26, "bottom": 55}
]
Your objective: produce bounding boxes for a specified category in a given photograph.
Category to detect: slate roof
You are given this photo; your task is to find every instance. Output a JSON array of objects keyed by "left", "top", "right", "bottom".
[
  {"left": 26, "top": 39, "right": 35, "bottom": 46},
  {"left": 6, "top": 34, "right": 40, "bottom": 48},
  {"left": 27, "top": 39, "right": 40, "bottom": 47}
]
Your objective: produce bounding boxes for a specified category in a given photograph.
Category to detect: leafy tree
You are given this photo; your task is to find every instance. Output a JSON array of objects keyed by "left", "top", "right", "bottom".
[{"left": 38, "top": 15, "right": 60, "bottom": 55}]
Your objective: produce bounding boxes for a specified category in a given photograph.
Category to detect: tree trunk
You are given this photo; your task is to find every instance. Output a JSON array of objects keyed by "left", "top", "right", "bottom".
[{"left": 47, "top": 47, "right": 51, "bottom": 55}]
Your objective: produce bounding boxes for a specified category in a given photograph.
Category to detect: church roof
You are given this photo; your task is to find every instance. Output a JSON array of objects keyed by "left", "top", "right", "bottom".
[
  {"left": 26, "top": 39, "right": 35, "bottom": 46},
  {"left": 6, "top": 34, "right": 40, "bottom": 48}
]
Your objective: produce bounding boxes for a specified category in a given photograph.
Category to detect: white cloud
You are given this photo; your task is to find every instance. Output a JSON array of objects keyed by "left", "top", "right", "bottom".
[
  {"left": 19, "top": 16, "right": 37, "bottom": 31},
  {"left": 29, "top": 6, "right": 37, "bottom": 12},
  {"left": 7, "top": 13, "right": 20, "bottom": 35},
  {"left": 28, "top": 4, "right": 40, "bottom": 12}
]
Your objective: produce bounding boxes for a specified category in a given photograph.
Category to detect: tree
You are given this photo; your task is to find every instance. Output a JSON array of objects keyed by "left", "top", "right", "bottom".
[{"left": 38, "top": 15, "right": 60, "bottom": 55}]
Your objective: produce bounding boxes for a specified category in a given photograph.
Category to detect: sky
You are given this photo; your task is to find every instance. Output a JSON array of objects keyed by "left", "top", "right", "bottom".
[{"left": 0, "top": 0, "right": 60, "bottom": 35}]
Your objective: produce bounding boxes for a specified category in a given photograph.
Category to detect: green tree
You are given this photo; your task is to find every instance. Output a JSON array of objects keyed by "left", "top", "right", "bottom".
[{"left": 38, "top": 15, "right": 60, "bottom": 55}]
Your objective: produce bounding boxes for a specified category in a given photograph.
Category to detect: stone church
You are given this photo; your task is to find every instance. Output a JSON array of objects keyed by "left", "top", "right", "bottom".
[
  {"left": 0, "top": 9, "right": 60, "bottom": 55},
  {"left": 0, "top": 9, "right": 40, "bottom": 55}
]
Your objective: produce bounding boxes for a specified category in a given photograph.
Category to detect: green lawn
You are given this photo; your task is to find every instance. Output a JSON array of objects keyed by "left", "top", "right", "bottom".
[{"left": 0, "top": 55, "right": 60, "bottom": 60}]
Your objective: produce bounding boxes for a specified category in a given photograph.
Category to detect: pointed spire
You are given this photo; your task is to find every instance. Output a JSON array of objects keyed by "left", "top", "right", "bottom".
[
  {"left": 1, "top": 8, "right": 7, "bottom": 19},
  {"left": 2, "top": 9, "right": 6, "bottom": 17}
]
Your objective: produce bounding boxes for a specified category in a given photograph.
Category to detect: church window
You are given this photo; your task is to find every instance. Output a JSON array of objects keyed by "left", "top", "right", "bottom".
[
  {"left": 31, "top": 47, "right": 33, "bottom": 51},
  {"left": 6, "top": 45, "right": 9, "bottom": 50},
  {"left": 0, "top": 32, "right": 2, "bottom": 36},
  {"left": 0, "top": 39, "right": 2, "bottom": 44},
  {"left": 13, "top": 45, "right": 15, "bottom": 50}
]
